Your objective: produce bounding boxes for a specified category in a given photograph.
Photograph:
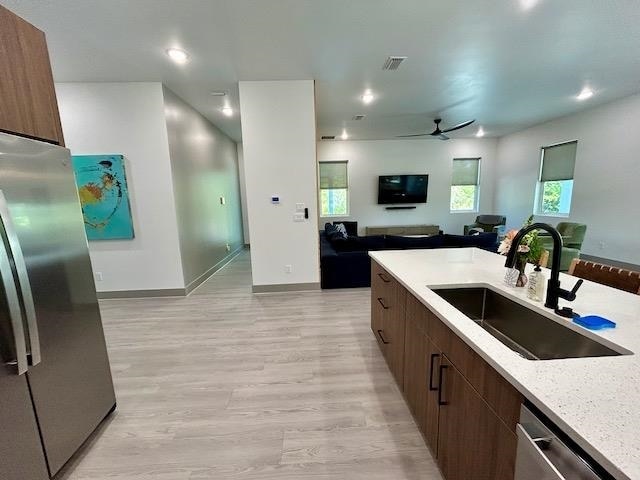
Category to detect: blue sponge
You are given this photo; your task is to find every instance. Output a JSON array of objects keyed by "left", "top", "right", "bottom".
[{"left": 573, "top": 315, "right": 616, "bottom": 330}]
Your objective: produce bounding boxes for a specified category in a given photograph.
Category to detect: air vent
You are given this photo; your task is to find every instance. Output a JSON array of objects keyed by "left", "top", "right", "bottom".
[
  {"left": 210, "top": 91, "right": 227, "bottom": 96},
  {"left": 321, "top": 135, "right": 336, "bottom": 140},
  {"left": 352, "top": 115, "right": 366, "bottom": 121},
  {"left": 382, "top": 56, "right": 407, "bottom": 70}
]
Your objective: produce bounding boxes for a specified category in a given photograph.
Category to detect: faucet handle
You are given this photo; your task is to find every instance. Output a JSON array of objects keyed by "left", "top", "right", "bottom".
[{"left": 570, "top": 279, "right": 584, "bottom": 296}]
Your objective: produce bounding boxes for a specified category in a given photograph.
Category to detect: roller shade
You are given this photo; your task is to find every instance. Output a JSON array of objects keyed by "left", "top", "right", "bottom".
[
  {"left": 319, "top": 161, "right": 348, "bottom": 189},
  {"left": 452, "top": 158, "right": 480, "bottom": 186},
  {"left": 541, "top": 141, "right": 577, "bottom": 182}
]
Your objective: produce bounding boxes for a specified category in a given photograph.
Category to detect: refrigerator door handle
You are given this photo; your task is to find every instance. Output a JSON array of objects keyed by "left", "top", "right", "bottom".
[
  {"left": 0, "top": 224, "right": 28, "bottom": 375},
  {"left": 0, "top": 189, "right": 40, "bottom": 366}
]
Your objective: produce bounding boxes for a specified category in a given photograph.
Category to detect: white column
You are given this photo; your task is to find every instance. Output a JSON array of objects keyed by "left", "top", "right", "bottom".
[{"left": 239, "top": 80, "right": 320, "bottom": 291}]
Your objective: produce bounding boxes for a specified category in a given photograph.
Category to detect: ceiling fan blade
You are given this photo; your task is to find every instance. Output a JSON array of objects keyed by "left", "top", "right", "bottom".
[
  {"left": 441, "top": 119, "right": 475, "bottom": 133},
  {"left": 396, "top": 133, "right": 429, "bottom": 137}
]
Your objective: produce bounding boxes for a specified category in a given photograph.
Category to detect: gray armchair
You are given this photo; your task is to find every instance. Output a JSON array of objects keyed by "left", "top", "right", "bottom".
[{"left": 464, "top": 215, "right": 506, "bottom": 236}]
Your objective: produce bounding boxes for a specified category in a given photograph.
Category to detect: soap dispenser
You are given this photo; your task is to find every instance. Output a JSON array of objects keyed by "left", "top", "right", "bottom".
[{"left": 527, "top": 265, "right": 545, "bottom": 302}]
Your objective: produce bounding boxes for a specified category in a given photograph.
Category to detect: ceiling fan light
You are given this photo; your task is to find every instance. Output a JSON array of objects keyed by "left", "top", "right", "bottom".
[{"left": 476, "top": 127, "right": 485, "bottom": 137}]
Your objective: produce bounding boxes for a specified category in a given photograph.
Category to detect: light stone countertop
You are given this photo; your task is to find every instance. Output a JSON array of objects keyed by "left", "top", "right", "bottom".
[{"left": 369, "top": 247, "right": 640, "bottom": 480}]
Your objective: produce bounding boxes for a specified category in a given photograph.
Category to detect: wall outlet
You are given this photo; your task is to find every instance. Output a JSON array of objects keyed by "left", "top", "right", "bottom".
[
  {"left": 226, "top": 243, "right": 231, "bottom": 252},
  {"left": 295, "top": 202, "right": 305, "bottom": 212},
  {"left": 94, "top": 272, "right": 103, "bottom": 282},
  {"left": 285, "top": 264, "right": 293, "bottom": 273},
  {"left": 293, "top": 213, "right": 305, "bottom": 222}
]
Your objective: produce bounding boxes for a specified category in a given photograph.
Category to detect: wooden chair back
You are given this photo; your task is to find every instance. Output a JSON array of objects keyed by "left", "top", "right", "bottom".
[{"left": 568, "top": 259, "right": 640, "bottom": 294}]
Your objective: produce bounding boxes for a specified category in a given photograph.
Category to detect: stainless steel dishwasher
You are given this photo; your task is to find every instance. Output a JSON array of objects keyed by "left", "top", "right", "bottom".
[{"left": 515, "top": 404, "right": 611, "bottom": 480}]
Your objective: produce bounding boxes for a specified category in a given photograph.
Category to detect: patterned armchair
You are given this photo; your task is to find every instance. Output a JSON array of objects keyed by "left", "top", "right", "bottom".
[{"left": 463, "top": 215, "right": 506, "bottom": 236}]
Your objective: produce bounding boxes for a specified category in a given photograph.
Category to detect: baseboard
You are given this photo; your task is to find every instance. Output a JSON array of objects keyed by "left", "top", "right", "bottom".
[
  {"left": 97, "top": 288, "right": 186, "bottom": 299},
  {"left": 185, "top": 245, "right": 245, "bottom": 295},
  {"left": 252, "top": 282, "right": 321, "bottom": 293},
  {"left": 579, "top": 254, "right": 640, "bottom": 272}
]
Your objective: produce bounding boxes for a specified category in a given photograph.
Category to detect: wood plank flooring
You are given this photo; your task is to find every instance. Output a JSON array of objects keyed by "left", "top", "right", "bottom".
[{"left": 57, "top": 251, "right": 442, "bottom": 480}]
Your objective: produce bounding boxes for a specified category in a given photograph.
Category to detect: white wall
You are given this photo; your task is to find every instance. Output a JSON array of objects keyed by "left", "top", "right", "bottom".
[
  {"left": 236, "top": 143, "right": 250, "bottom": 244},
  {"left": 495, "top": 93, "right": 640, "bottom": 265},
  {"left": 162, "top": 87, "right": 244, "bottom": 289},
  {"left": 317, "top": 139, "right": 499, "bottom": 235},
  {"left": 239, "top": 80, "right": 320, "bottom": 288},
  {"left": 56, "top": 82, "right": 184, "bottom": 292}
]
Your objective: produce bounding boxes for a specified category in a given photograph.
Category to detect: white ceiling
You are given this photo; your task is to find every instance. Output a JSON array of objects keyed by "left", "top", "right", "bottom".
[{"left": 4, "top": 0, "right": 640, "bottom": 142}]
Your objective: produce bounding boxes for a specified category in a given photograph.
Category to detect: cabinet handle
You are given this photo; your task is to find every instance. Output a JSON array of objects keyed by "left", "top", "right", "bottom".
[
  {"left": 438, "top": 364, "right": 448, "bottom": 405},
  {"left": 377, "top": 272, "right": 391, "bottom": 283},
  {"left": 428, "top": 353, "right": 440, "bottom": 391},
  {"left": 377, "top": 297, "right": 390, "bottom": 309},
  {"left": 376, "top": 329, "right": 390, "bottom": 344}
]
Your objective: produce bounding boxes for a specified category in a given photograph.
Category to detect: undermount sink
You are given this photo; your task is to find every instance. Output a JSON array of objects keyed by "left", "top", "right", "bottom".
[{"left": 432, "top": 287, "right": 630, "bottom": 361}]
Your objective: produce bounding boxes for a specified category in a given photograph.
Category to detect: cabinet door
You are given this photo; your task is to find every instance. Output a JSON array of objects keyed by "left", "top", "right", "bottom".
[
  {"left": 424, "top": 336, "right": 441, "bottom": 455},
  {"left": 0, "top": 5, "right": 65, "bottom": 145},
  {"left": 437, "top": 356, "right": 517, "bottom": 480},
  {"left": 403, "top": 317, "right": 428, "bottom": 429}
]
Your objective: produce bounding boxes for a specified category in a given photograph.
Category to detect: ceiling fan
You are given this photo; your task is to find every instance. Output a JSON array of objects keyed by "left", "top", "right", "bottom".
[{"left": 397, "top": 118, "right": 475, "bottom": 141}]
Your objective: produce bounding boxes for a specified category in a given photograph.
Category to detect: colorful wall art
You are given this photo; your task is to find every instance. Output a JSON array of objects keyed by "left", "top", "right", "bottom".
[{"left": 71, "top": 154, "right": 134, "bottom": 240}]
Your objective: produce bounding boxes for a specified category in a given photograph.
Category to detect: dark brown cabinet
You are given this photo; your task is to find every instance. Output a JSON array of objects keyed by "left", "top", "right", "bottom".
[
  {"left": 437, "top": 356, "right": 517, "bottom": 480},
  {"left": 372, "top": 260, "right": 522, "bottom": 480},
  {"left": 371, "top": 261, "right": 406, "bottom": 388},
  {"left": 0, "top": 4, "right": 64, "bottom": 145}
]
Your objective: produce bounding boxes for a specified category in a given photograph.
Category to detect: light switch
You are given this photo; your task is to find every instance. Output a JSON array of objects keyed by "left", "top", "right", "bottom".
[
  {"left": 295, "top": 203, "right": 305, "bottom": 212},
  {"left": 293, "top": 213, "right": 305, "bottom": 222},
  {"left": 220, "top": 196, "right": 226, "bottom": 205},
  {"left": 271, "top": 195, "right": 280, "bottom": 204}
]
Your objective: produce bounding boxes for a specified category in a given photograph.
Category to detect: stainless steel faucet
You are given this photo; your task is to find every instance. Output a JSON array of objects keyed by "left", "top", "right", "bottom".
[{"left": 504, "top": 222, "right": 583, "bottom": 312}]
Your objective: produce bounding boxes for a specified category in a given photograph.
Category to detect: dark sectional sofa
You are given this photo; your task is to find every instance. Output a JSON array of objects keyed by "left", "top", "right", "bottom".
[{"left": 320, "top": 225, "right": 498, "bottom": 289}]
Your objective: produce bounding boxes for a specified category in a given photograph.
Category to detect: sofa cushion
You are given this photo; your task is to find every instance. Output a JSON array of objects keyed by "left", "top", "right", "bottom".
[
  {"left": 444, "top": 232, "right": 498, "bottom": 251},
  {"left": 385, "top": 234, "right": 445, "bottom": 249}
]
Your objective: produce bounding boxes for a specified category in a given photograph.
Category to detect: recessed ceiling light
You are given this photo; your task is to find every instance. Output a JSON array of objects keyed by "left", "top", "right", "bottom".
[
  {"left": 476, "top": 127, "right": 485, "bottom": 138},
  {"left": 519, "top": 0, "right": 539, "bottom": 10},
  {"left": 576, "top": 87, "right": 594, "bottom": 101},
  {"left": 361, "top": 90, "right": 375, "bottom": 104},
  {"left": 166, "top": 48, "right": 190, "bottom": 64},
  {"left": 221, "top": 106, "right": 234, "bottom": 117},
  {"left": 341, "top": 129, "right": 349, "bottom": 140}
]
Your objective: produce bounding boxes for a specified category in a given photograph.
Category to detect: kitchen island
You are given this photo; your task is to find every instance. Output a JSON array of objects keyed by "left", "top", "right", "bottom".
[{"left": 369, "top": 247, "right": 640, "bottom": 480}]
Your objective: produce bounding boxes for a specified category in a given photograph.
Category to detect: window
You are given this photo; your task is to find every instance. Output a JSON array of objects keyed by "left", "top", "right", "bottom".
[
  {"left": 536, "top": 141, "right": 577, "bottom": 216},
  {"left": 450, "top": 158, "right": 480, "bottom": 212},
  {"left": 319, "top": 161, "right": 348, "bottom": 216}
]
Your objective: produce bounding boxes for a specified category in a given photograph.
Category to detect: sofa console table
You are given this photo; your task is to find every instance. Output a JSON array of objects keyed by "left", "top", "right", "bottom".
[{"left": 365, "top": 224, "right": 440, "bottom": 236}]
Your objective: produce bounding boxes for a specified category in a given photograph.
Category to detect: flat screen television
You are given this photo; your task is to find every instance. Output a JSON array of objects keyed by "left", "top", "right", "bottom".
[{"left": 378, "top": 174, "right": 428, "bottom": 204}]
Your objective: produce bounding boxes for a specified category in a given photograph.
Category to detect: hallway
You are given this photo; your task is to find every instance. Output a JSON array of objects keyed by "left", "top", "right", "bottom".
[{"left": 59, "top": 250, "right": 441, "bottom": 479}]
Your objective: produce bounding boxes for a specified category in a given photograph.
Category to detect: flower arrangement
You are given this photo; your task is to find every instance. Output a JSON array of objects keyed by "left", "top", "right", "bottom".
[{"left": 498, "top": 215, "right": 545, "bottom": 266}]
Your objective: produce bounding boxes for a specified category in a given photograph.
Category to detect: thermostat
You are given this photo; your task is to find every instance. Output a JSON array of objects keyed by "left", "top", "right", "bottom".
[{"left": 271, "top": 195, "right": 280, "bottom": 204}]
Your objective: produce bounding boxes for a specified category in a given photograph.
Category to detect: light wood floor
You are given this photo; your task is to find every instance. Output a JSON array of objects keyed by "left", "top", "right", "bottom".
[{"left": 58, "top": 251, "right": 442, "bottom": 480}]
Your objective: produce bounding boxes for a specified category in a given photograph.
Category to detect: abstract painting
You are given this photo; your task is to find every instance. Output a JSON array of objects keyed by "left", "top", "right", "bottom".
[{"left": 71, "top": 154, "right": 134, "bottom": 240}]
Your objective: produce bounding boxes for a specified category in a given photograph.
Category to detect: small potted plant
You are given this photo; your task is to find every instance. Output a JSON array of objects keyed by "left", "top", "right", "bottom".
[{"left": 498, "top": 215, "right": 544, "bottom": 287}]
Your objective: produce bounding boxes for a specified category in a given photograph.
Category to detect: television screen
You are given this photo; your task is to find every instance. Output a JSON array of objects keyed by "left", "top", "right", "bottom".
[{"left": 378, "top": 175, "right": 428, "bottom": 204}]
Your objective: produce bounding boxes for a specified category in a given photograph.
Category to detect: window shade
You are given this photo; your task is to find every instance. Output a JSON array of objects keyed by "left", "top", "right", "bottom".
[
  {"left": 452, "top": 158, "right": 480, "bottom": 186},
  {"left": 319, "top": 161, "right": 348, "bottom": 189},
  {"left": 540, "top": 141, "right": 577, "bottom": 182}
]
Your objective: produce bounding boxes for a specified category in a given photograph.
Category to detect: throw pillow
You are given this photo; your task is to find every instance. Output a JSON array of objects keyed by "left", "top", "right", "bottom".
[{"left": 334, "top": 223, "right": 348, "bottom": 238}]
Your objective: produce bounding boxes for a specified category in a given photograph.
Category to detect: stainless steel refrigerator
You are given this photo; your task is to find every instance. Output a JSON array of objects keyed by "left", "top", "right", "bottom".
[{"left": 0, "top": 132, "right": 116, "bottom": 479}]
